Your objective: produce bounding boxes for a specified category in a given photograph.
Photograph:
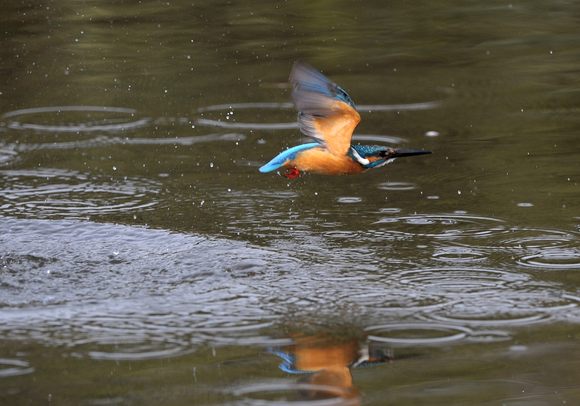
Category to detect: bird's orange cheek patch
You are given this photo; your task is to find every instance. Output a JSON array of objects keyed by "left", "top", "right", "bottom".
[{"left": 283, "top": 168, "right": 301, "bottom": 179}]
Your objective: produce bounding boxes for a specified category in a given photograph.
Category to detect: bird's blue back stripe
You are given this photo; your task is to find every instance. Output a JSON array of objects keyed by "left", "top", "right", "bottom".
[{"left": 259, "top": 143, "right": 319, "bottom": 173}]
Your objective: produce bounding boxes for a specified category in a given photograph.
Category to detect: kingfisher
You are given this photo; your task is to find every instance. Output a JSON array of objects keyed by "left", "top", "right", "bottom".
[{"left": 259, "top": 61, "right": 431, "bottom": 179}]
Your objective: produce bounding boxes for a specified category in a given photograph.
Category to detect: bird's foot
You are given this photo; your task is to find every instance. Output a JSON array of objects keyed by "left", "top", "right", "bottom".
[{"left": 283, "top": 168, "right": 301, "bottom": 179}]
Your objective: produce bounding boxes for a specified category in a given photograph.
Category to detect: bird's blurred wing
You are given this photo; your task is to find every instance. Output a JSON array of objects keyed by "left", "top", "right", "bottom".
[{"left": 290, "top": 62, "right": 361, "bottom": 157}]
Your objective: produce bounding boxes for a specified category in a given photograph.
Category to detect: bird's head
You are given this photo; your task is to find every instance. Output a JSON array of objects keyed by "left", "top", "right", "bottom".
[{"left": 349, "top": 144, "right": 431, "bottom": 169}]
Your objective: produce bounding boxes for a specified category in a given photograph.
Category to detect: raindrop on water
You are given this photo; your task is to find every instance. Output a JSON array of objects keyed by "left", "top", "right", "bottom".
[{"left": 517, "top": 202, "right": 534, "bottom": 208}]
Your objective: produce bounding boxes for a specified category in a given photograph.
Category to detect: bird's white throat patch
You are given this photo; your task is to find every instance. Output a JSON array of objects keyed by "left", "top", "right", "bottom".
[{"left": 350, "top": 148, "right": 370, "bottom": 166}]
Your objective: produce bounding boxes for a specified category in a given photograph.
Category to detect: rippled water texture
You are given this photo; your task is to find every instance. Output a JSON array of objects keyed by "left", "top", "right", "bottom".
[{"left": 1, "top": 1, "right": 580, "bottom": 405}]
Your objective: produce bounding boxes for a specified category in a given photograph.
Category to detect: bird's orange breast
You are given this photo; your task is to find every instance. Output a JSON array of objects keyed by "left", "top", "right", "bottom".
[{"left": 289, "top": 147, "right": 364, "bottom": 175}]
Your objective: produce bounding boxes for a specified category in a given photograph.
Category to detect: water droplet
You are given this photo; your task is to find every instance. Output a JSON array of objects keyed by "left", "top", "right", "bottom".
[
  {"left": 517, "top": 202, "right": 533, "bottom": 208},
  {"left": 378, "top": 182, "right": 416, "bottom": 191},
  {"left": 337, "top": 196, "right": 362, "bottom": 204}
]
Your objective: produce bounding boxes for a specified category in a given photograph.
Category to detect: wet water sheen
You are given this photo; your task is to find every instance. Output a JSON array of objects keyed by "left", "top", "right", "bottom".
[{"left": 1, "top": 1, "right": 580, "bottom": 405}]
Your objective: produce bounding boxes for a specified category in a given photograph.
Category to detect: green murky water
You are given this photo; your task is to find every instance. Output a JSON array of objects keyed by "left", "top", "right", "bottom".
[{"left": 1, "top": 1, "right": 579, "bottom": 404}]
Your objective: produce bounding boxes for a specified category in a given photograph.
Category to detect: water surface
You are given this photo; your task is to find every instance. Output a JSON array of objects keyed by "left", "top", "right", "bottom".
[{"left": 1, "top": 1, "right": 580, "bottom": 404}]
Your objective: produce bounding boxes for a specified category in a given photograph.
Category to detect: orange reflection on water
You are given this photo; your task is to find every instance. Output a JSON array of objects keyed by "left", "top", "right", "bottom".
[{"left": 286, "top": 335, "right": 361, "bottom": 404}]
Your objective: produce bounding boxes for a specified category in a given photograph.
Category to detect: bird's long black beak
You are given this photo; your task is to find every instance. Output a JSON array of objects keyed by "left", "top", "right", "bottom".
[{"left": 391, "top": 148, "right": 431, "bottom": 158}]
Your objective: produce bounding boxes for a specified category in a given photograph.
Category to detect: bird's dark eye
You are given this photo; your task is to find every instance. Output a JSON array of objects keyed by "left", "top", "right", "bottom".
[{"left": 379, "top": 150, "right": 388, "bottom": 158}]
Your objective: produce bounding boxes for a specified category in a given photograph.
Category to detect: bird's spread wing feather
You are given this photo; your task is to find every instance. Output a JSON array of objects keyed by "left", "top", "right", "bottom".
[{"left": 290, "top": 62, "right": 361, "bottom": 157}]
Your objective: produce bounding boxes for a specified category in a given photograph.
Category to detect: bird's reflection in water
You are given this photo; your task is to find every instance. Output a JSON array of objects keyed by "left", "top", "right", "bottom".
[{"left": 270, "top": 334, "right": 393, "bottom": 404}]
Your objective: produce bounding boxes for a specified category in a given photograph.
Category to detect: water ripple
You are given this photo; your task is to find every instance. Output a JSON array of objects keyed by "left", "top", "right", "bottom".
[
  {"left": 16, "top": 132, "right": 245, "bottom": 151},
  {"left": 194, "top": 100, "right": 440, "bottom": 132},
  {"left": 377, "top": 181, "right": 417, "bottom": 191},
  {"left": 388, "top": 266, "right": 577, "bottom": 327},
  {"left": 365, "top": 323, "right": 472, "bottom": 345},
  {"left": 195, "top": 118, "right": 297, "bottom": 130},
  {"left": 0, "top": 169, "right": 159, "bottom": 218},
  {"left": 197, "top": 102, "right": 294, "bottom": 113},
  {"left": 197, "top": 101, "right": 440, "bottom": 113},
  {"left": 336, "top": 196, "right": 362, "bottom": 204},
  {"left": 427, "top": 312, "right": 551, "bottom": 327},
  {"left": 495, "top": 228, "right": 580, "bottom": 270},
  {"left": 0, "top": 358, "right": 34, "bottom": 378},
  {"left": 339, "top": 290, "right": 457, "bottom": 315},
  {"left": 399, "top": 267, "right": 528, "bottom": 294},
  {"left": 373, "top": 212, "right": 508, "bottom": 239},
  {"left": 357, "top": 101, "right": 441, "bottom": 112},
  {"left": 0, "top": 146, "right": 18, "bottom": 166},
  {"left": 87, "top": 342, "right": 189, "bottom": 361},
  {"left": 500, "top": 228, "right": 577, "bottom": 249},
  {"left": 466, "top": 330, "right": 512, "bottom": 343},
  {"left": 230, "top": 381, "right": 358, "bottom": 406},
  {"left": 432, "top": 246, "right": 487, "bottom": 263},
  {"left": 2, "top": 106, "right": 151, "bottom": 133},
  {"left": 517, "top": 248, "right": 580, "bottom": 270},
  {"left": 418, "top": 290, "right": 580, "bottom": 327}
]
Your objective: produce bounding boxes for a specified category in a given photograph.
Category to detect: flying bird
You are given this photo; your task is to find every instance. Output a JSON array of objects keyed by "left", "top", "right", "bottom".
[{"left": 259, "top": 61, "right": 431, "bottom": 179}]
